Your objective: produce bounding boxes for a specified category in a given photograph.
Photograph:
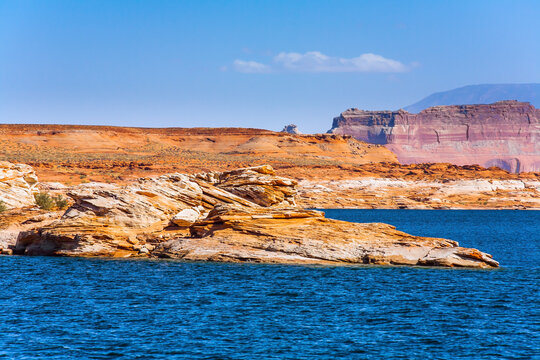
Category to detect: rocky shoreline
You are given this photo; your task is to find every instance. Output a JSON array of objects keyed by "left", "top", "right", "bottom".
[
  {"left": 0, "top": 161, "right": 498, "bottom": 268},
  {"left": 298, "top": 177, "right": 540, "bottom": 209}
]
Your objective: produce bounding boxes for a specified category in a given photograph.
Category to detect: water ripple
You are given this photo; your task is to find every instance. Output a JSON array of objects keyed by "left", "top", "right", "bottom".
[{"left": 0, "top": 210, "right": 539, "bottom": 359}]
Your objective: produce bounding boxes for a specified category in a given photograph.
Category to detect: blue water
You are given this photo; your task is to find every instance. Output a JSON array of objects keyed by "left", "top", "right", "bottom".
[{"left": 0, "top": 210, "right": 538, "bottom": 359}]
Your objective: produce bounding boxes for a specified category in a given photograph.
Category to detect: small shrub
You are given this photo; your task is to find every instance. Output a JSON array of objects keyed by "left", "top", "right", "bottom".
[
  {"left": 0, "top": 200, "right": 7, "bottom": 213},
  {"left": 34, "top": 192, "right": 55, "bottom": 210},
  {"left": 53, "top": 195, "right": 68, "bottom": 210},
  {"left": 34, "top": 193, "right": 69, "bottom": 210}
]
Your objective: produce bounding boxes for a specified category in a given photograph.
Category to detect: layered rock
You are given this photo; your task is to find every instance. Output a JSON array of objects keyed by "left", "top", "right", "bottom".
[
  {"left": 0, "top": 209, "right": 63, "bottom": 254},
  {"left": 14, "top": 165, "right": 294, "bottom": 257},
  {"left": 193, "top": 165, "right": 297, "bottom": 207},
  {"left": 155, "top": 205, "right": 498, "bottom": 268},
  {"left": 298, "top": 176, "right": 540, "bottom": 210},
  {"left": 0, "top": 161, "right": 38, "bottom": 209},
  {"left": 8, "top": 163, "right": 498, "bottom": 268},
  {"left": 329, "top": 101, "right": 540, "bottom": 173}
]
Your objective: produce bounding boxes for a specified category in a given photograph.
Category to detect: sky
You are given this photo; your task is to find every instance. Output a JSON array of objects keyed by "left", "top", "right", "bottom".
[{"left": 1, "top": 0, "right": 539, "bottom": 133}]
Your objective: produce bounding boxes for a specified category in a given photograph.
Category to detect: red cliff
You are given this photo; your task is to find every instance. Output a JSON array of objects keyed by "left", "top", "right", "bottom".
[{"left": 329, "top": 101, "right": 540, "bottom": 173}]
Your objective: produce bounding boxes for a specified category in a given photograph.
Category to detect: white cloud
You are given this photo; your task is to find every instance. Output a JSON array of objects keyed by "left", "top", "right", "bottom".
[
  {"left": 230, "top": 51, "right": 409, "bottom": 73},
  {"left": 232, "top": 60, "right": 271, "bottom": 73},
  {"left": 278, "top": 51, "right": 407, "bottom": 72}
]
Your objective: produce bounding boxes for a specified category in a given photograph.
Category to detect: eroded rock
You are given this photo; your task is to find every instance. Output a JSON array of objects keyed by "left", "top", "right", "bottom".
[
  {"left": 172, "top": 208, "right": 201, "bottom": 226},
  {"left": 193, "top": 165, "right": 297, "bottom": 207},
  {"left": 0, "top": 161, "right": 38, "bottom": 209},
  {"left": 10, "top": 164, "right": 499, "bottom": 268},
  {"left": 155, "top": 205, "right": 498, "bottom": 268}
]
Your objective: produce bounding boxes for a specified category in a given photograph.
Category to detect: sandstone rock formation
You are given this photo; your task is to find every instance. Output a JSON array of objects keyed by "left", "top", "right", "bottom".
[
  {"left": 281, "top": 124, "right": 301, "bottom": 134},
  {"left": 7, "top": 163, "right": 498, "bottom": 268},
  {"left": 154, "top": 204, "right": 498, "bottom": 268},
  {"left": 293, "top": 162, "right": 540, "bottom": 210},
  {"left": 329, "top": 101, "right": 540, "bottom": 173},
  {"left": 172, "top": 208, "right": 201, "bottom": 226},
  {"left": 193, "top": 164, "right": 297, "bottom": 207},
  {"left": 0, "top": 209, "right": 63, "bottom": 254},
  {"left": 0, "top": 161, "right": 38, "bottom": 209},
  {"left": 298, "top": 176, "right": 540, "bottom": 210},
  {"left": 14, "top": 165, "right": 295, "bottom": 257}
]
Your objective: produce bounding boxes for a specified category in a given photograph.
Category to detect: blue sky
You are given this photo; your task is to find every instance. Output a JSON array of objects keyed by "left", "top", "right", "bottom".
[{"left": 1, "top": 0, "right": 539, "bottom": 133}]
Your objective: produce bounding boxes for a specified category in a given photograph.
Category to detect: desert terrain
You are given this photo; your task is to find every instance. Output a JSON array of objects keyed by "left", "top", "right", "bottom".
[{"left": 1, "top": 124, "right": 539, "bottom": 209}]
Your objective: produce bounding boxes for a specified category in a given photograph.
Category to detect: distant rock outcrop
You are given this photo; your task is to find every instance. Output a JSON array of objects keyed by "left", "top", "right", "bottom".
[
  {"left": 0, "top": 161, "right": 37, "bottom": 209},
  {"left": 405, "top": 84, "right": 540, "bottom": 113},
  {"left": 281, "top": 124, "right": 301, "bottom": 134},
  {"left": 329, "top": 101, "right": 540, "bottom": 173}
]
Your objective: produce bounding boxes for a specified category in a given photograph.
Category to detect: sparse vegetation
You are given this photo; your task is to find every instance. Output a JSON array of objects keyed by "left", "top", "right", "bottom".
[
  {"left": 34, "top": 192, "right": 55, "bottom": 210},
  {"left": 0, "top": 200, "right": 7, "bottom": 213},
  {"left": 53, "top": 195, "right": 69, "bottom": 210},
  {"left": 34, "top": 193, "right": 68, "bottom": 210},
  {"left": 0, "top": 126, "right": 534, "bottom": 188}
]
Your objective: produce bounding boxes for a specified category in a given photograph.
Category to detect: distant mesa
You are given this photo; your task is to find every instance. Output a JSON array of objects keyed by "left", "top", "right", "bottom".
[
  {"left": 329, "top": 100, "right": 540, "bottom": 173},
  {"left": 281, "top": 124, "right": 301, "bottom": 134},
  {"left": 404, "top": 83, "right": 540, "bottom": 113}
]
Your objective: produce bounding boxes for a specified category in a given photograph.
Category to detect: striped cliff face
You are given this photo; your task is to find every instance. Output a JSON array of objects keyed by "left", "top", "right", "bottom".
[{"left": 329, "top": 101, "right": 540, "bottom": 173}]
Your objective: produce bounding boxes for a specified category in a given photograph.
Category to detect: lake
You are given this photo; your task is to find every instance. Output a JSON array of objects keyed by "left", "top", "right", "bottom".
[{"left": 1, "top": 210, "right": 538, "bottom": 359}]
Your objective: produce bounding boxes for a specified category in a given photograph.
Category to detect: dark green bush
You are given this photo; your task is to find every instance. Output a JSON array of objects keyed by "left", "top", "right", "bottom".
[
  {"left": 0, "top": 200, "right": 6, "bottom": 213},
  {"left": 34, "top": 193, "right": 69, "bottom": 211},
  {"left": 53, "top": 195, "right": 68, "bottom": 210},
  {"left": 34, "top": 192, "right": 55, "bottom": 210}
]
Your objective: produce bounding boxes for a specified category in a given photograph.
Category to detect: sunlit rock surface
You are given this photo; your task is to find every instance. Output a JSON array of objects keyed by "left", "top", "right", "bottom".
[
  {"left": 0, "top": 161, "right": 38, "bottom": 209},
  {"left": 5, "top": 163, "right": 498, "bottom": 268},
  {"left": 329, "top": 101, "right": 540, "bottom": 173}
]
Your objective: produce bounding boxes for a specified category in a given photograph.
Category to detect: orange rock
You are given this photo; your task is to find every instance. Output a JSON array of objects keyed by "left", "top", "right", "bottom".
[{"left": 8, "top": 163, "right": 498, "bottom": 268}]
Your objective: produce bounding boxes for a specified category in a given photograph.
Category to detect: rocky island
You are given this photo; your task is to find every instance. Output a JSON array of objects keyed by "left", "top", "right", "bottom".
[{"left": 1, "top": 161, "right": 498, "bottom": 268}]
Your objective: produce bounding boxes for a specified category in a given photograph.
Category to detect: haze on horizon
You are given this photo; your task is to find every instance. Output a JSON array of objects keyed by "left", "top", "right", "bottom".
[{"left": 1, "top": 0, "right": 539, "bottom": 133}]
